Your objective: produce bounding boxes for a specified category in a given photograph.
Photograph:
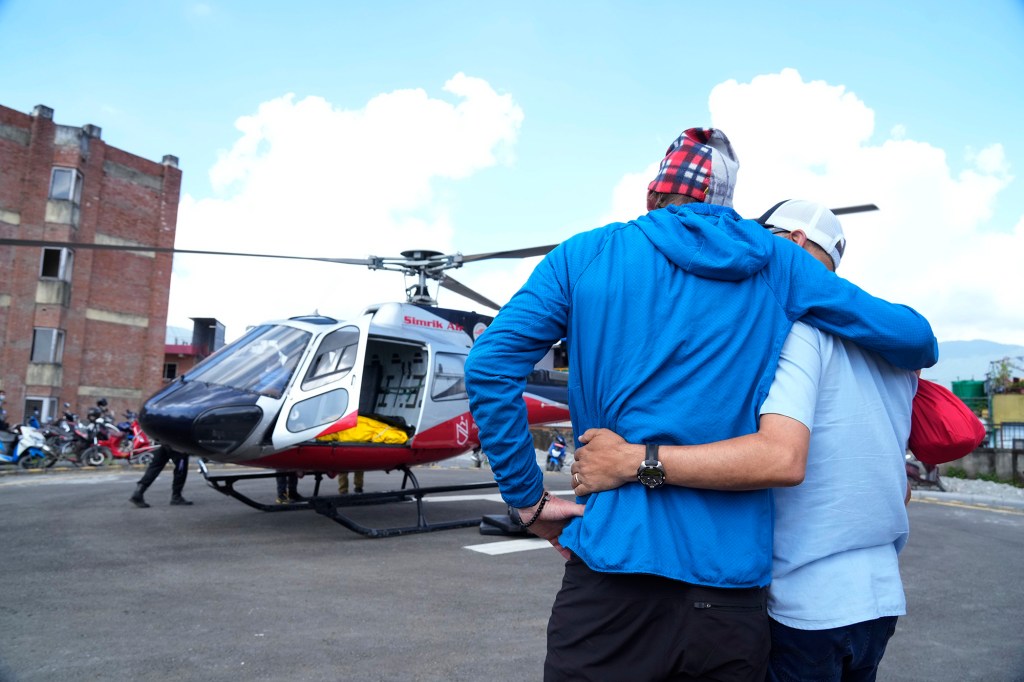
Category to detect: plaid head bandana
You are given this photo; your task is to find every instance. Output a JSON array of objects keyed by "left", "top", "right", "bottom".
[{"left": 647, "top": 128, "right": 739, "bottom": 207}]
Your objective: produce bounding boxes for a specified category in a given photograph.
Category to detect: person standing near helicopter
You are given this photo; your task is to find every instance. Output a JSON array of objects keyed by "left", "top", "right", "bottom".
[
  {"left": 336, "top": 471, "right": 363, "bottom": 495},
  {"left": 465, "top": 127, "right": 937, "bottom": 681},
  {"left": 129, "top": 443, "right": 193, "bottom": 508},
  {"left": 570, "top": 200, "right": 918, "bottom": 681}
]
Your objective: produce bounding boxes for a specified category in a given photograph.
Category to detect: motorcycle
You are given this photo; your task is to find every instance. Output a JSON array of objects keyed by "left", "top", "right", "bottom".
[
  {"left": 42, "top": 405, "right": 80, "bottom": 452},
  {"left": 77, "top": 401, "right": 127, "bottom": 467},
  {"left": 545, "top": 436, "right": 568, "bottom": 472},
  {"left": 97, "top": 410, "right": 159, "bottom": 466},
  {"left": 469, "top": 447, "right": 489, "bottom": 468},
  {"left": 0, "top": 423, "right": 52, "bottom": 469},
  {"left": 42, "top": 405, "right": 102, "bottom": 467},
  {"left": 906, "top": 452, "right": 946, "bottom": 492}
]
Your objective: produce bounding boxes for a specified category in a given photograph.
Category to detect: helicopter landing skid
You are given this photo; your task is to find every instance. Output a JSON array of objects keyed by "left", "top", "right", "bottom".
[
  {"left": 307, "top": 467, "right": 501, "bottom": 538},
  {"left": 198, "top": 460, "right": 501, "bottom": 536},
  {"left": 197, "top": 459, "right": 327, "bottom": 512}
]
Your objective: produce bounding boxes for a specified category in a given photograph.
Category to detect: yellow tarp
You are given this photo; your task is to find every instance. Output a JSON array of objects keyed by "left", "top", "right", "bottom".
[{"left": 316, "top": 416, "right": 408, "bottom": 444}]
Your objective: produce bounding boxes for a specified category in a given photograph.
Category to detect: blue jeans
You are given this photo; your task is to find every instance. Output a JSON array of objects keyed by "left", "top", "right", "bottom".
[{"left": 767, "top": 616, "right": 897, "bottom": 682}]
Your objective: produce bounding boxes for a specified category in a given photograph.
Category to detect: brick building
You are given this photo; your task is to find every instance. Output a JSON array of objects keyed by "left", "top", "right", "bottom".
[{"left": 0, "top": 103, "right": 182, "bottom": 423}]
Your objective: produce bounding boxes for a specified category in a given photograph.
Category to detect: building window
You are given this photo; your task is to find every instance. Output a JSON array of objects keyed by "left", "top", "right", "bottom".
[
  {"left": 24, "top": 397, "right": 56, "bottom": 424},
  {"left": 46, "top": 168, "right": 83, "bottom": 228},
  {"left": 48, "top": 166, "right": 82, "bottom": 202},
  {"left": 30, "top": 328, "right": 65, "bottom": 364},
  {"left": 40, "top": 247, "right": 74, "bottom": 281},
  {"left": 49, "top": 167, "right": 83, "bottom": 204},
  {"left": 163, "top": 363, "right": 178, "bottom": 381}
]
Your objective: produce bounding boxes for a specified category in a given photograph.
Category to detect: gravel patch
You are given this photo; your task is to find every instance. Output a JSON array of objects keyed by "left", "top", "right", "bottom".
[{"left": 940, "top": 476, "right": 1024, "bottom": 503}]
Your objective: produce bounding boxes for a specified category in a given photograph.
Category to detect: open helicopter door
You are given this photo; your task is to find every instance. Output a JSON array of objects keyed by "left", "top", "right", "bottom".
[{"left": 269, "top": 316, "right": 372, "bottom": 450}]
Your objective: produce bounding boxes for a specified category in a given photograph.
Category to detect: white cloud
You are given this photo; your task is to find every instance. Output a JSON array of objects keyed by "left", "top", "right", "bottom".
[
  {"left": 665, "top": 68, "right": 1020, "bottom": 346},
  {"left": 604, "top": 166, "right": 657, "bottom": 226},
  {"left": 167, "top": 74, "right": 524, "bottom": 340},
  {"left": 169, "top": 68, "right": 1022, "bottom": 349},
  {"left": 608, "top": 68, "right": 1021, "bottom": 346}
]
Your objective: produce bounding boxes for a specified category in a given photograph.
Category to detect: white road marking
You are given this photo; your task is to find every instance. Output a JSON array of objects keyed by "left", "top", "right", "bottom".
[{"left": 464, "top": 538, "right": 551, "bottom": 555}]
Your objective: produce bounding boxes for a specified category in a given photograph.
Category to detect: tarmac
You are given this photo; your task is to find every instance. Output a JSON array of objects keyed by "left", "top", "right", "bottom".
[{"left": 1, "top": 459, "right": 1022, "bottom": 681}]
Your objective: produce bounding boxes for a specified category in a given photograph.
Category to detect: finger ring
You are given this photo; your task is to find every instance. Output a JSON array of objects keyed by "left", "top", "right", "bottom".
[{"left": 573, "top": 473, "right": 581, "bottom": 486}]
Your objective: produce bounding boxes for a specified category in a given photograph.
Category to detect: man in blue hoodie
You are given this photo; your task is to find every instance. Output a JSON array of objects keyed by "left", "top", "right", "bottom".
[
  {"left": 570, "top": 200, "right": 917, "bottom": 681},
  {"left": 464, "top": 128, "right": 937, "bottom": 682}
]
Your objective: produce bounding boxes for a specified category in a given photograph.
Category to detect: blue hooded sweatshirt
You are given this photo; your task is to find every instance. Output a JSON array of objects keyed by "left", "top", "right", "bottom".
[{"left": 465, "top": 203, "right": 937, "bottom": 588}]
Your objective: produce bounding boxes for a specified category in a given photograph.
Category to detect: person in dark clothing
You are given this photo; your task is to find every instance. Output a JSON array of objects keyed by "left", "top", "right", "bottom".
[
  {"left": 129, "top": 444, "right": 192, "bottom": 507},
  {"left": 275, "top": 472, "right": 306, "bottom": 504}
]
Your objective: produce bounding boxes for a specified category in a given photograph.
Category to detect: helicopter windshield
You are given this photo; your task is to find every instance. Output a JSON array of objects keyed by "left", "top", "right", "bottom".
[{"left": 184, "top": 325, "right": 312, "bottom": 398}]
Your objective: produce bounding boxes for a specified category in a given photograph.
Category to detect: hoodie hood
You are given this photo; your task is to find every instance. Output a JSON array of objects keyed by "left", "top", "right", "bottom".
[{"left": 635, "top": 203, "right": 773, "bottom": 281}]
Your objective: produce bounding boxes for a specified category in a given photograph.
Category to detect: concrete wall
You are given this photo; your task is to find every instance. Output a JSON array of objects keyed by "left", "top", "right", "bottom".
[{"left": 939, "top": 447, "right": 1024, "bottom": 483}]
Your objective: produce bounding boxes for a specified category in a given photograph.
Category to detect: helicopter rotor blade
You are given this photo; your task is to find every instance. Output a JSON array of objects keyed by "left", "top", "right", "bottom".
[
  {"left": 830, "top": 204, "right": 879, "bottom": 216},
  {"left": 439, "top": 275, "right": 502, "bottom": 311},
  {"left": 460, "top": 244, "right": 559, "bottom": 263},
  {"left": 0, "top": 238, "right": 375, "bottom": 266}
]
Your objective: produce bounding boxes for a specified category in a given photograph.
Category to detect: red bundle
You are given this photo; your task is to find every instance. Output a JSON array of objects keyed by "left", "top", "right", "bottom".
[{"left": 909, "top": 379, "right": 987, "bottom": 465}]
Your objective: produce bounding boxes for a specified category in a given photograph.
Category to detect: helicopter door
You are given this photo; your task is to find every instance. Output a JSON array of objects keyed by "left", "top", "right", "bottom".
[{"left": 270, "top": 318, "right": 371, "bottom": 449}]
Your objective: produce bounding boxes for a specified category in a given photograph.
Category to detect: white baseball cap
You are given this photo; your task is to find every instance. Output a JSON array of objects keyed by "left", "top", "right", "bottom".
[{"left": 756, "top": 199, "right": 846, "bottom": 270}]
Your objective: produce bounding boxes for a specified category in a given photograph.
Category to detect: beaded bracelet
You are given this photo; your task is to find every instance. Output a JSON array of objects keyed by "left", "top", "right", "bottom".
[{"left": 519, "top": 490, "right": 551, "bottom": 528}]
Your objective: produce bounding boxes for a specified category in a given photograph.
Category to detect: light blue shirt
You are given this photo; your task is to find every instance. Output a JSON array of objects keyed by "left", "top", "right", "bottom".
[{"left": 761, "top": 322, "right": 917, "bottom": 629}]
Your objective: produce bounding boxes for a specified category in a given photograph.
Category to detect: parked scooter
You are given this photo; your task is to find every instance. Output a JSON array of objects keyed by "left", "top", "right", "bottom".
[
  {"left": 98, "top": 410, "right": 159, "bottom": 465},
  {"left": 0, "top": 423, "right": 53, "bottom": 469},
  {"left": 906, "top": 452, "right": 946, "bottom": 492},
  {"left": 546, "top": 435, "right": 568, "bottom": 472}
]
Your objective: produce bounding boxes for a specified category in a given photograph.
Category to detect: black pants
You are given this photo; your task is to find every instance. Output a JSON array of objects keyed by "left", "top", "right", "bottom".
[
  {"left": 545, "top": 555, "right": 769, "bottom": 682},
  {"left": 276, "top": 473, "right": 298, "bottom": 496},
  {"left": 137, "top": 445, "right": 189, "bottom": 496}
]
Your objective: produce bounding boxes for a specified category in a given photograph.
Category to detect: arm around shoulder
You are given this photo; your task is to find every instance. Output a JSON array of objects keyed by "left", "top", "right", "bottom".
[{"left": 779, "top": 249, "right": 938, "bottom": 370}]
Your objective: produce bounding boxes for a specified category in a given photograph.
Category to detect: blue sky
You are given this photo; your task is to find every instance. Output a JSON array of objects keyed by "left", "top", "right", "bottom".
[{"left": 2, "top": 1, "right": 1023, "bottom": 354}]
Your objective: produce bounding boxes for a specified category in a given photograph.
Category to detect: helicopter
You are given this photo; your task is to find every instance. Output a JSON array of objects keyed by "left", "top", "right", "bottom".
[
  {"left": 1, "top": 203, "right": 878, "bottom": 535},
  {"left": 1, "top": 236, "right": 572, "bottom": 535}
]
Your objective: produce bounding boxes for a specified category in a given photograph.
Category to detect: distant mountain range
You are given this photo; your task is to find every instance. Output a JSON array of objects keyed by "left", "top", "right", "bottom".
[{"left": 924, "top": 340, "right": 1024, "bottom": 388}]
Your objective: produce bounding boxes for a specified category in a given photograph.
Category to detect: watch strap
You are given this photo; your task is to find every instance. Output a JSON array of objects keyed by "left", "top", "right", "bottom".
[{"left": 645, "top": 442, "right": 659, "bottom": 466}]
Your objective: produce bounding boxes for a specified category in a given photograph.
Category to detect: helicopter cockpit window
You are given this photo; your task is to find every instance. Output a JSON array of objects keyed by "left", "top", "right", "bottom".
[
  {"left": 431, "top": 352, "right": 468, "bottom": 402},
  {"left": 302, "top": 326, "right": 360, "bottom": 391},
  {"left": 184, "top": 325, "right": 311, "bottom": 399}
]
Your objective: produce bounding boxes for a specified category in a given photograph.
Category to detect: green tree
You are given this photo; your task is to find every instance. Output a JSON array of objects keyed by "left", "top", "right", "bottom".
[{"left": 987, "top": 356, "right": 1024, "bottom": 393}]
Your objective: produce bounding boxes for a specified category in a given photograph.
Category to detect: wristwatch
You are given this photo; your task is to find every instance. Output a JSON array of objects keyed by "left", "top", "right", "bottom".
[{"left": 636, "top": 443, "right": 666, "bottom": 489}]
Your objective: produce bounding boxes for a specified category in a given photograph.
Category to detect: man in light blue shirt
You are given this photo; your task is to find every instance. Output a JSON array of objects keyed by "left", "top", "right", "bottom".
[
  {"left": 756, "top": 201, "right": 914, "bottom": 681},
  {"left": 572, "top": 200, "right": 917, "bottom": 681}
]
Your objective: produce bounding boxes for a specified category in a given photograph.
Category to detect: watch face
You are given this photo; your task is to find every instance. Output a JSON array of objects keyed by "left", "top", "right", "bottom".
[{"left": 638, "top": 467, "right": 665, "bottom": 488}]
